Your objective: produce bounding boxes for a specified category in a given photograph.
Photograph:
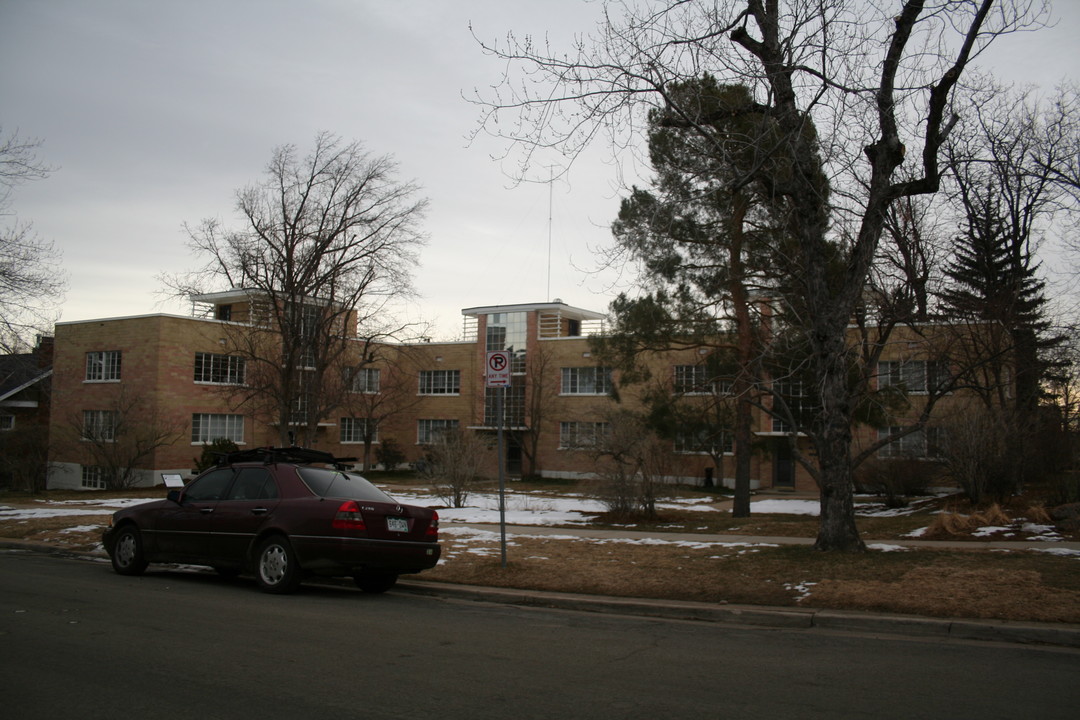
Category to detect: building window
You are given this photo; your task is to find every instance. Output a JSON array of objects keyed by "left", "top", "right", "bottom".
[
  {"left": 771, "top": 379, "right": 808, "bottom": 432},
  {"left": 877, "top": 426, "right": 946, "bottom": 459},
  {"left": 673, "top": 365, "right": 732, "bottom": 395},
  {"left": 559, "top": 421, "right": 610, "bottom": 449},
  {"left": 0, "top": 415, "right": 13, "bottom": 431},
  {"left": 878, "top": 360, "right": 950, "bottom": 395},
  {"left": 216, "top": 305, "right": 232, "bottom": 321},
  {"left": 81, "top": 466, "right": 107, "bottom": 490},
  {"left": 674, "top": 429, "right": 733, "bottom": 455},
  {"left": 194, "top": 352, "right": 246, "bottom": 385},
  {"left": 348, "top": 367, "right": 381, "bottom": 394},
  {"left": 419, "top": 369, "right": 460, "bottom": 395},
  {"left": 85, "top": 351, "right": 121, "bottom": 382},
  {"left": 82, "top": 410, "right": 117, "bottom": 442},
  {"left": 341, "top": 417, "right": 377, "bottom": 444},
  {"left": 484, "top": 381, "right": 525, "bottom": 427},
  {"left": 191, "top": 413, "right": 244, "bottom": 444},
  {"left": 486, "top": 312, "right": 527, "bottom": 373},
  {"left": 418, "top": 419, "right": 459, "bottom": 444},
  {"left": 561, "top": 367, "right": 613, "bottom": 395}
]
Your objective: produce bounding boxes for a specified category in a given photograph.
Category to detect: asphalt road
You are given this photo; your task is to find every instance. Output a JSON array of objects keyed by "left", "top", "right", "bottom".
[{"left": 2, "top": 550, "right": 1078, "bottom": 720}]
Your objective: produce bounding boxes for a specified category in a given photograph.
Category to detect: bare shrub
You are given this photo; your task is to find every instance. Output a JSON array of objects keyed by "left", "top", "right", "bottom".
[
  {"left": 939, "top": 408, "right": 1017, "bottom": 504},
  {"left": 926, "top": 504, "right": 1014, "bottom": 538},
  {"left": 855, "top": 458, "right": 940, "bottom": 508},
  {"left": 421, "top": 429, "right": 490, "bottom": 508},
  {"left": 589, "top": 411, "right": 670, "bottom": 522}
]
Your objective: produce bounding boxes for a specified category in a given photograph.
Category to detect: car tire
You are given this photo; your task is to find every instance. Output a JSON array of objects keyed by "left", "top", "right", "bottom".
[
  {"left": 353, "top": 571, "right": 398, "bottom": 594},
  {"left": 255, "top": 535, "right": 302, "bottom": 594},
  {"left": 110, "top": 525, "right": 148, "bottom": 576}
]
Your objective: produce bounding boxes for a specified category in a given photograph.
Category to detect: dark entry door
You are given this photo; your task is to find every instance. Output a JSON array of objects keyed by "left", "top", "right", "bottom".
[{"left": 773, "top": 438, "right": 795, "bottom": 488}]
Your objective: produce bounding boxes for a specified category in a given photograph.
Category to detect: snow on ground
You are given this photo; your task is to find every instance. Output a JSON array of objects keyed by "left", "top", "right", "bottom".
[
  {"left": 2, "top": 491, "right": 1073, "bottom": 557},
  {"left": 0, "top": 497, "right": 156, "bottom": 521}
]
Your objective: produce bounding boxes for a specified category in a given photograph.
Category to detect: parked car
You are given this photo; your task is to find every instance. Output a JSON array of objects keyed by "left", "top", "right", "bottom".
[{"left": 102, "top": 447, "right": 440, "bottom": 594}]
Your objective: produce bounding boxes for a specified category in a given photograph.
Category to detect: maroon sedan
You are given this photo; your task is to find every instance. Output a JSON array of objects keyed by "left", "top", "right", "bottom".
[{"left": 102, "top": 448, "right": 440, "bottom": 594}]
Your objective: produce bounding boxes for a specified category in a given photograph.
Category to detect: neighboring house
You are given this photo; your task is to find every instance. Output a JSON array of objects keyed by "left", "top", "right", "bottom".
[
  {"left": 44, "top": 294, "right": 1002, "bottom": 492},
  {"left": 0, "top": 336, "right": 54, "bottom": 490}
]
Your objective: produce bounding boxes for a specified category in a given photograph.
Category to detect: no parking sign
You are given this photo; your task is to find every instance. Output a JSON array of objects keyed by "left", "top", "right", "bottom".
[{"left": 485, "top": 351, "right": 511, "bottom": 387}]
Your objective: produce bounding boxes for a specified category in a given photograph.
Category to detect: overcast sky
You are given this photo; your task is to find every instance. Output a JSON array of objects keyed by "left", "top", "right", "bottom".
[{"left": 2, "top": 0, "right": 1078, "bottom": 341}]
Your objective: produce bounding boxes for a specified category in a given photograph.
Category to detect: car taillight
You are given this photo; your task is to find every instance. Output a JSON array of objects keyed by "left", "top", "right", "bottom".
[
  {"left": 426, "top": 510, "right": 439, "bottom": 540},
  {"left": 332, "top": 500, "right": 366, "bottom": 531}
]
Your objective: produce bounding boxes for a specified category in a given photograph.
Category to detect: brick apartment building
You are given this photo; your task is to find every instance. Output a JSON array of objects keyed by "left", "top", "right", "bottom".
[{"left": 45, "top": 294, "right": 986, "bottom": 492}]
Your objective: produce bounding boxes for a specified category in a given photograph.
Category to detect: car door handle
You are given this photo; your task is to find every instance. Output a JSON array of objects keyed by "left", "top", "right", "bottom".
[
  {"left": 250, "top": 508, "right": 268, "bottom": 515},
  {"left": 199, "top": 507, "right": 215, "bottom": 514}
]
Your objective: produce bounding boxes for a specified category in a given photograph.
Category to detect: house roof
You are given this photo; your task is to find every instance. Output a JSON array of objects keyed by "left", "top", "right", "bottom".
[{"left": 0, "top": 353, "right": 52, "bottom": 402}]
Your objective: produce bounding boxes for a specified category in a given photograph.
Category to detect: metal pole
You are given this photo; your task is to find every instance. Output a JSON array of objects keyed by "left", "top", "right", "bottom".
[{"left": 497, "top": 385, "right": 507, "bottom": 567}]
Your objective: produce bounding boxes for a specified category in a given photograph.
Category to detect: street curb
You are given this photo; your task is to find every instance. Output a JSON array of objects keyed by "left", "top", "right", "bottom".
[
  {"left": 7, "top": 540, "right": 1080, "bottom": 649},
  {"left": 397, "top": 579, "right": 1080, "bottom": 649}
]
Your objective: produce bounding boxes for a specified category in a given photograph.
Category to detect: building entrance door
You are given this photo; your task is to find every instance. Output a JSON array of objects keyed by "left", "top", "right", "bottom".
[{"left": 773, "top": 438, "right": 795, "bottom": 488}]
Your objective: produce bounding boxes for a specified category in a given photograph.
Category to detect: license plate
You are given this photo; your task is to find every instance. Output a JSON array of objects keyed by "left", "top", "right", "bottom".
[{"left": 387, "top": 517, "right": 409, "bottom": 533}]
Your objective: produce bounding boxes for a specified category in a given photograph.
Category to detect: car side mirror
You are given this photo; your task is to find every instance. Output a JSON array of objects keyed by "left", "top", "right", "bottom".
[{"left": 167, "top": 489, "right": 182, "bottom": 504}]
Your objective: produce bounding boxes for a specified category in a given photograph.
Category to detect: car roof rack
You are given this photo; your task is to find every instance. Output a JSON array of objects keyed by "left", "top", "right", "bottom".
[{"left": 218, "top": 446, "right": 358, "bottom": 470}]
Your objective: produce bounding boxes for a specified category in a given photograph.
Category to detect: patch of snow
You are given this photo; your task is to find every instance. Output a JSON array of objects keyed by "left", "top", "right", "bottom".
[
  {"left": 60, "top": 525, "right": 103, "bottom": 534},
  {"left": 972, "top": 525, "right": 1011, "bottom": 537},
  {"left": 1030, "top": 547, "right": 1080, "bottom": 559},
  {"left": 784, "top": 581, "right": 817, "bottom": 601},
  {"left": 904, "top": 527, "right": 929, "bottom": 538},
  {"left": 867, "top": 543, "right": 908, "bottom": 552},
  {"left": 0, "top": 507, "right": 115, "bottom": 520},
  {"left": 750, "top": 499, "right": 820, "bottom": 515}
]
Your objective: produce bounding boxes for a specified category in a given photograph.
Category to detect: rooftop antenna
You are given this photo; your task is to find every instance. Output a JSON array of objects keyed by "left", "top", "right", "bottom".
[{"left": 546, "top": 165, "right": 554, "bottom": 302}]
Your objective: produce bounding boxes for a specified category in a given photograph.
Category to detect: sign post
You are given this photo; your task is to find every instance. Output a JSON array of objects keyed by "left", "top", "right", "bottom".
[{"left": 485, "top": 352, "right": 510, "bottom": 568}]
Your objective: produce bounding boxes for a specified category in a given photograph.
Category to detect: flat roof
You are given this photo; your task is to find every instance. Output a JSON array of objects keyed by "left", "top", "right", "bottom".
[{"left": 461, "top": 301, "right": 605, "bottom": 320}]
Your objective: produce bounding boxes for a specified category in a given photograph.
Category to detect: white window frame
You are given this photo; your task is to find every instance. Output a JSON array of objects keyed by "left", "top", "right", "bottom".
[
  {"left": 82, "top": 410, "right": 117, "bottom": 442},
  {"left": 194, "top": 352, "right": 246, "bottom": 385},
  {"left": 561, "top": 367, "right": 613, "bottom": 395},
  {"left": 558, "top": 421, "right": 611, "bottom": 449},
  {"left": 877, "top": 426, "right": 946, "bottom": 459},
  {"left": 878, "top": 360, "right": 950, "bottom": 395},
  {"left": 0, "top": 415, "right": 13, "bottom": 431},
  {"left": 191, "top": 413, "right": 245, "bottom": 444},
  {"left": 417, "top": 419, "right": 459, "bottom": 444},
  {"left": 418, "top": 369, "right": 460, "bottom": 395},
  {"left": 674, "top": 429, "right": 733, "bottom": 455},
  {"left": 349, "top": 367, "right": 381, "bottom": 394},
  {"left": 341, "top": 417, "right": 377, "bottom": 444},
  {"left": 81, "top": 466, "right": 107, "bottom": 490},
  {"left": 85, "top": 351, "right": 121, "bottom": 382}
]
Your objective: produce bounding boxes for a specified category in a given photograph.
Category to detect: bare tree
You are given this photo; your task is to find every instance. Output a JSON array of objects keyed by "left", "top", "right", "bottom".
[
  {"left": 69, "top": 387, "right": 186, "bottom": 490},
  {"left": 0, "top": 128, "right": 64, "bottom": 352},
  {"left": 165, "top": 132, "right": 428, "bottom": 446},
  {"left": 337, "top": 343, "right": 428, "bottom": 471},
  {"left": 939, "top": 82, "right": 1077, "bottom": 490},
  {"left": 470, "top": 0, "right": 1046, "bottom": 551}
]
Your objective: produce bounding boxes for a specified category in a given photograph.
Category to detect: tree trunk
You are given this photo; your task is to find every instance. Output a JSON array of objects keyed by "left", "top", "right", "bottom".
[{"left": 729, "top": 192, "right": 754, "bottom": 518}]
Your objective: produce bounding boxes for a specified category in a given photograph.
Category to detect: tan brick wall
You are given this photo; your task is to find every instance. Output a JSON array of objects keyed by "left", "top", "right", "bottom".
[{"left": 46, "top": 309, "right": 996, "bottom": 492}]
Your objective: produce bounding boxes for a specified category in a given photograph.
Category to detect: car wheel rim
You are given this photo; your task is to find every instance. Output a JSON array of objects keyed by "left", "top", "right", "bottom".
[
  {"left": 260, "top": 545, "right": 287, "bottom": 585},
  {"left": 116, "top": 534, "right": 136, "bottom": 567}
]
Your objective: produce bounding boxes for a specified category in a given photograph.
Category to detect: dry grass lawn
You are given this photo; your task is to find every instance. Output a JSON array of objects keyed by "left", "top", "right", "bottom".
[
  {"left": 424, "top": 530, "right": 1080, "bottom": 624},
  {"left": 3, "top": 485, "right": 1079, "bottom": 624}
]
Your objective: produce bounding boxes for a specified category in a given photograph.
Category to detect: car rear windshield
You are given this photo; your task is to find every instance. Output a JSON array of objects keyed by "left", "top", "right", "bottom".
[{"left": 295, "top": 466, "right": 397, "bottom": 503}]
